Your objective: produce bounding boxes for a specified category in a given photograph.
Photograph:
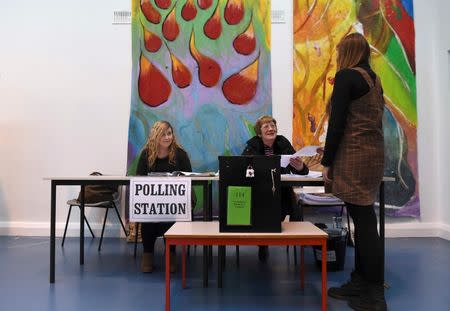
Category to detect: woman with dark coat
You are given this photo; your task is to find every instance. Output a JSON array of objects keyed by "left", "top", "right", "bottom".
[{"left": 242, "top": 115, "right": 309, "bottom": 261}]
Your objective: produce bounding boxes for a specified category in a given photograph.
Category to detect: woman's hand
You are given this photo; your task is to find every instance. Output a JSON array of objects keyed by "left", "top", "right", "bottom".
[
  {"left": 322, "top": 166, "right": 332, "bottom": 183},
  {"left": 289, "top": 156, "right": 304, "bottom": 171}
]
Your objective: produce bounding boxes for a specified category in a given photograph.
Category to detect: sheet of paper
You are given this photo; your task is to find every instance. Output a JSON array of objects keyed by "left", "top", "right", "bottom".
[
  {"left": 280, "top": 146, "right": 321, "bottom": 167},
  {"left": 295, "top": 145, "right": 321, "bottom": 157}
]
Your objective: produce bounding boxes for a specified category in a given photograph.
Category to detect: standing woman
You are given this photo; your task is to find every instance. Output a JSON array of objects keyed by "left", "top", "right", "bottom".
[
  {"left": 136, "top": 121, "right": 192, "bottom": 273},
  {"left": 321, "top": 33, "right": 386, "bottom": 311}
]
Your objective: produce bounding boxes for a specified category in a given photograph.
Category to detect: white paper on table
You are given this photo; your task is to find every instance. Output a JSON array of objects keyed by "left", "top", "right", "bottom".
[{"left": 280, "top": 146, "right": 321, "bottom": 168}]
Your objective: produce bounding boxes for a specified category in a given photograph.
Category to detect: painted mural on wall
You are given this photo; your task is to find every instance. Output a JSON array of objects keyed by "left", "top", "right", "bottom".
[
  {"left": 293, "top": 0, "right": 419, "bottom": 217},
  {"left": 127, "top": 0, "right": 272, "bottom": 174}
]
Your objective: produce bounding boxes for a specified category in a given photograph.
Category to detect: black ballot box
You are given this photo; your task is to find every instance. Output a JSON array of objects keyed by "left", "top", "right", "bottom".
[{"left": 219, "top": 155, "right": 281, "bottom": 232}]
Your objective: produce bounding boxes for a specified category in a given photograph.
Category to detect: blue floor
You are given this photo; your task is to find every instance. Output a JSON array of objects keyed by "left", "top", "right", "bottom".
[{"left": 1, "top": 236, "right": 449, "bottom": 310}]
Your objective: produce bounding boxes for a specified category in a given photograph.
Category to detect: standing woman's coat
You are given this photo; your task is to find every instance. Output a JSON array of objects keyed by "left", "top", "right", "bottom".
[{"left": 327, "top": 67, "right": 384, "bottom": 205}]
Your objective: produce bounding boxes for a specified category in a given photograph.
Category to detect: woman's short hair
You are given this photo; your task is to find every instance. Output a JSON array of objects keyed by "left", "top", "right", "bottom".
[
  {"left": 254, "top": 115, "right": 277, "bottom": 136},
  {"left": 336, "top": 33, "right": 371, "bottom": 70}
]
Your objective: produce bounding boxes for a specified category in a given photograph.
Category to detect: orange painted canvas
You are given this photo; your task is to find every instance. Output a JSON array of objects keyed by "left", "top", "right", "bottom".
[{"left": 293, "top": 0, "right": 419, "bottom": 216}]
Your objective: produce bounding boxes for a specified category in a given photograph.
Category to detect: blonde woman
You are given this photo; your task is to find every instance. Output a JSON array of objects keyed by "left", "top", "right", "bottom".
[
  {"left": 321, "top": 33, "right": 386, "bottom": 311},
  {"left": 136, "top": 121, "right": 192, "bottom": 273}
]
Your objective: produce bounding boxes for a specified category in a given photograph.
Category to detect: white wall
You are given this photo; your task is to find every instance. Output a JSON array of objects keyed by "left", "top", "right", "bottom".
[
  {"left": 0, "top": 0, "right": 449, "bottom": 239},
  {"left": 435, "top": 0, "right": 450, "bottom": 232}
]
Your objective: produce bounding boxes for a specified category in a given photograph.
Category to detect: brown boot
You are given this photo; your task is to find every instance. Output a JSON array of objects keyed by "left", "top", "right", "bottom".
[
  {"left": 141, "top": 252, "right": 154, "bottom": 273},
  {"left": 170, "top": 251, "right": 177, "bottom": 273}
]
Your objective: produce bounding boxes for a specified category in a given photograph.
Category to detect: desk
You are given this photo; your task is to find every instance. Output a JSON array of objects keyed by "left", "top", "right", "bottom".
[
  {"left": 45, "top": 175, "right": 394, "bottom": 285},
  {"left": 44, "top": 175, "right": 216, "bottom": 283},
  {"left": 164, "top": 221, "right": 329, "bottom": 311}
]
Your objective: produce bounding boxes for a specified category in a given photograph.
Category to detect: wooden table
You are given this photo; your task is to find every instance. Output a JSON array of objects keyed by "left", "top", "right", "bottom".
[{"left": 164, "top": 221, "right": 329, "bottom": 311}]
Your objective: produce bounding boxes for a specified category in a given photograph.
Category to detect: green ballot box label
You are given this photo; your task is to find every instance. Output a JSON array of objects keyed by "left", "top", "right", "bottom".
[{"left": 227, "top": 186, "right": 251, "bottom": 226}]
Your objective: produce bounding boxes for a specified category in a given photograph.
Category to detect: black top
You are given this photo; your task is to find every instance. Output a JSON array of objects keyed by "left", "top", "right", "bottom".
[
  {"left": 321, "top": 61, "right": 378, "bottom": 167},
  {"left": 136, "top": 147, "right": 192, "bottom": 175},
  {"left": 242, "top": 135, "right": 309, "bottom": 175}
]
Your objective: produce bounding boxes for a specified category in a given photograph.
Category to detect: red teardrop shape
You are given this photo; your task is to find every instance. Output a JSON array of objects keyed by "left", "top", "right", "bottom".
[
  {"left": 198, "top": 0, "right": 213, "bottom": 10},
  {"left": 181, "top": 0, "right": 197, "bottom": 21},
  {"left": 155, "top": 0, "right": 171, "bottom": 9},
  {"left": 141, "top": 0, "right": 161, "bottom": 24},
  {"left": 138, "top": 54, "right": 171, "bottom": 107},
  {"left": 203, "top": 3, "right": 221, "bottom": 39},
  {"left": 171, "top": 53, "right": 192, "bottom": 88},
  {"left": 189, "top": 31, "right": 221, "bottom": 87},
  {"left": 233, "top": 19, "right": 255, "bottom": 55},
  {"left": 224, "top": 0, "right": 244, "bottom": 25},
  {"left": 222, "top": 55, "right": 259, "bottom": 105},
  {"left": 162, "top": 6, "right": 180, "bottom": 41},
  {"left": 144, "top": 28, "right": 162, "bottom": 52}
]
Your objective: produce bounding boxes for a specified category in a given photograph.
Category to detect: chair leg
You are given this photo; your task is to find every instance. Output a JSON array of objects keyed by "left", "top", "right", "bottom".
[
  {"left": 98, "top": 208, "right": 109, "bottom": 252},
  {"left": 84, "top": 215, "right": 95, "bottom": 238},
  {"left": 112, "top": 202, "right": 128, "bottom": 236},
  {"left": 62, "top": 205, "right": 73, "bottom": 247}
]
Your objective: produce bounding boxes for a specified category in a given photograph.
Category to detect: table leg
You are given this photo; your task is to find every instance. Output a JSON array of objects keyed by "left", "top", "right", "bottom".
[
  {"left": 203, "top": 246, "right": 208, "bottom": 287},
  {"left": 50, "top": 181, "right": 56, "bottom": 283},
  {"left": 379, "top": 181, "right": 385, "bottom": 283},
  {"left": 300, "top": 246, "right": 305, "bottom": 290},
  {"left": 166, "top": 239, "right": 171, "bottom": 311},
  {"left": 321, "top": 240, "right": 327, "bottom": 311},
  {"left": 202, "top": 182, "right": 209, "bottom": 287},
  {"left": 218, "top": 245, "right": 224, "bottom": 288},
  {"left": 80, "top": 185, "right": 85, "bottom": 265},
  {"left": 182, "top": 245, "right": 186, "bottom": 289}
]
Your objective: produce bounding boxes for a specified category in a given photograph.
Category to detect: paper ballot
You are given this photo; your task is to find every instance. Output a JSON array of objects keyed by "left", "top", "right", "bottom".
[{"left": 280, "top": 146, "right": 321, "bottom": 168}]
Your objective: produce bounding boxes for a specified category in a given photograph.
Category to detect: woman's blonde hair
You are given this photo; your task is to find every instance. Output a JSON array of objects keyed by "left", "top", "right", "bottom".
[
  {"left": 145, "top": 120, "right": 182, "bottom": 168},
  {"left": 336, "top": 33, "right": 370, "bottom": 71},
  {"left": 254, "top": 115, "right": 277, "bottom": 136}
]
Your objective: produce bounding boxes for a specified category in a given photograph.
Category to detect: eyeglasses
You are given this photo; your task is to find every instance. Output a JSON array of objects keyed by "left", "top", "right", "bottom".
[{"left": 261, "top": 122, "right": 277, "bottom": 130}]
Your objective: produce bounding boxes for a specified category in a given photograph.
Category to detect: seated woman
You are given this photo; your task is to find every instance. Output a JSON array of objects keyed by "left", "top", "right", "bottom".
[
  {"left": 136, "top": 120, "right": 192, "bottom": 273},
  {"left": 242, "top": 115, "right": 309, "bottom": 261}
]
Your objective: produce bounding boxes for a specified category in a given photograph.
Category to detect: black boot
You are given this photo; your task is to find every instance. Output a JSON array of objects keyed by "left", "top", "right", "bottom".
[
  {"left": 328, "top": 271, "right": 366, "bottom": 300},
  {"left": 348, "top": 283, "right": 387, "bottom": 311}
]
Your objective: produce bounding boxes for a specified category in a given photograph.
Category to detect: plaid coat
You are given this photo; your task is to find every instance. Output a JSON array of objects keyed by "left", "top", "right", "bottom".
[{"left": 331, "top": 67, "right": 385, "bottom": 205}]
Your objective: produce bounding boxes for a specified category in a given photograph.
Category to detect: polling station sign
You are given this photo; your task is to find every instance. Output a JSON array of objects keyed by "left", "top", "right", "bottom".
[{"left": 129, "top": 177, "right": 191, "bottom": 222}]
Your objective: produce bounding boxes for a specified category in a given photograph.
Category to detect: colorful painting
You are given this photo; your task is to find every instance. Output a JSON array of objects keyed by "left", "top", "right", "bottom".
[
  {"left": 127, "top": 0, "right": 272, "bottom": 174},
  {"left": 293, "top": 0, "right": 419, "bottom": 217}
]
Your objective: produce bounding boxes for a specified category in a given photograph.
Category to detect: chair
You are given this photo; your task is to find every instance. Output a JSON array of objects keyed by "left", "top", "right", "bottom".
[{"left": 61, "top": 195, "right": 128, "bottom": 251}]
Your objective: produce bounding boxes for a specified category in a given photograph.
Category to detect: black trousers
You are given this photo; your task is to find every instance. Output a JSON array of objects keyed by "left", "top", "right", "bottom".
[
  {"left": 141, "top": 222, "right": 175, "bottom": 253},
  {"left": 346, "top": 202, "right": 383, "bottom": 285}
]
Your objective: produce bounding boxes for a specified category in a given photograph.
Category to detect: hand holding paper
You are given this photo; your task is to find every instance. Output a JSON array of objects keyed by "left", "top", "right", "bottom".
[{"left": 280, "top": 145, "right": 321, "bottom": 168}]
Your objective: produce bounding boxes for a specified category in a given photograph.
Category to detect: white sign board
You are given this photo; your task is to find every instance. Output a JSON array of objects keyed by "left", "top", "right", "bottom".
[{"left": 129, "top": 177, "right": 192, "bottom": 222}]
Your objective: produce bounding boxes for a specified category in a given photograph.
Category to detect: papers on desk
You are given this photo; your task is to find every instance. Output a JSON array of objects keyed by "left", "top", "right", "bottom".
[
  {"left": 147, "top": 171, "right": 217, "bottom": 177},
  {"left": 281, "top": 170, "right": 322, "bottom": 178},
  {"left": 174, "top": 171, "right": 218, "bottom": 177},
  {"left": 280, "top": 145, "right": 321, "bottom": 167},
  {"left": 305, "top": 170, "right": 322, "bottom": 178},
  {"left": 298, "top": 192, "right": 344, "bottom": 205}
]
